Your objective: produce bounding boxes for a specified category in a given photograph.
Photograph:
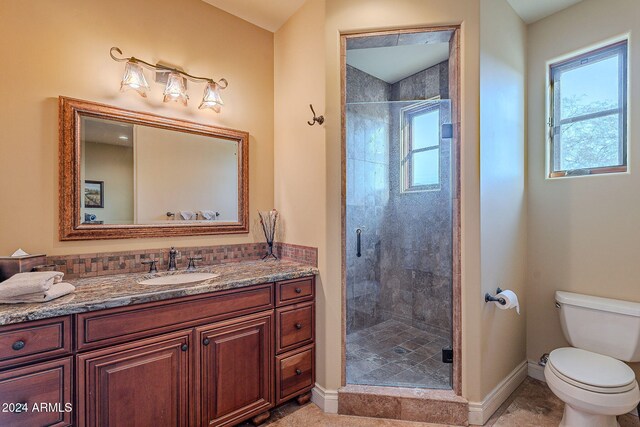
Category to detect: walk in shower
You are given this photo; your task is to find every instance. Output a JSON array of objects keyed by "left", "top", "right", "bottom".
[{"left": 345, "top": 31, "right": 455, "bottom": 390}]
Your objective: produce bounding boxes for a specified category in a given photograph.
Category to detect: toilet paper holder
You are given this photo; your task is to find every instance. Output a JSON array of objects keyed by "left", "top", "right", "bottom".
[{"left": 485, "top": 287, "right": 507, "bottom": 305}]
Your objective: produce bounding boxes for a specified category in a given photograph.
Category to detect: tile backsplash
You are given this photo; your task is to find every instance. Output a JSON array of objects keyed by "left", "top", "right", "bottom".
[
  {"left": 274, "top": 243, "right": 318, "bottom": 267},
  {"left": 47, "top": 242, "right": 318, "bottom": 279}
]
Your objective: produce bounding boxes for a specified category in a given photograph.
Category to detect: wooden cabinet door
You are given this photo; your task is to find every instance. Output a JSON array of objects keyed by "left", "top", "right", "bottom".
[
  {"left": 0, "top": 357, "right": 73, "bottom": 427},
  {"left": 77, "top": 331, "right": 190, "bottom": 427},
  {"left": 196, "top": 311, "right": 274, "bottom": 427}
]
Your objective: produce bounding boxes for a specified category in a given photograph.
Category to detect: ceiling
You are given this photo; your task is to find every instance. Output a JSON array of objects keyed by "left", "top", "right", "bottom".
[
  {"left": 347, "top": 43, "right": 449, "bottom": 84},
  {"left": 83, "top": 117, "right": 133, "bottom": 147},
  {"left": 202, "top": 0, "right": 585, "bottom": 31},
  {"left": 507, "top": 0, "right": 584, "bottom": 23},
  {"left": 201, "top": 0, "right": 306, "bottom": 32}
]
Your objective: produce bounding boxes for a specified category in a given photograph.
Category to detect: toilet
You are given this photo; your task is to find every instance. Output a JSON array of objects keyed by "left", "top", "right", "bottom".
[{"left": 545, "top": 291, "right": 640, "bottom": 427}]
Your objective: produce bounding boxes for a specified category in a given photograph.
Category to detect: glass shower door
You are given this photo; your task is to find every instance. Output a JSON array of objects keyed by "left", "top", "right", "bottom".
[{"left": 345, "top": 100, "right": 453, "bottom": 389}]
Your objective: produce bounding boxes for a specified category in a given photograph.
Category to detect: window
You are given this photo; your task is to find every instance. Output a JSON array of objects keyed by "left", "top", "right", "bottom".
[
  {"left": 401, "top": 103, "right": 441, "bottom": 192},
  {"left": 549, "top": 40, "right": 628, "bottom": 177}
]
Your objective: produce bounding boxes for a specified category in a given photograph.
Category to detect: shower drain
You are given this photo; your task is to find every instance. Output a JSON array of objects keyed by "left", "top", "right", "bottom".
[{"left": 392, "top": 346, "right": 410, "bottom": 355}]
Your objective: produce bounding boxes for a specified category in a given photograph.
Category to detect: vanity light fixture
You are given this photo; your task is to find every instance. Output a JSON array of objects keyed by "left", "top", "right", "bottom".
[
  {"left": 199, "top": 81, "right": 224, "bottom": 112},
  {"left": 163, "top": 71, "right": 189, "bottom": 106},
  {"left": 120, "top": 60, "right": 150, "bottom": 97},
  {"left": 110, "top": 47, "right": 228, "bottom": 112}
]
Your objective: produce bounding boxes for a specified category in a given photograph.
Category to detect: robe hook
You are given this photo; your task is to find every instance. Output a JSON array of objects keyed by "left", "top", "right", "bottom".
[{"left": 307, "top": 104, "right": 325, "bottom": 126}]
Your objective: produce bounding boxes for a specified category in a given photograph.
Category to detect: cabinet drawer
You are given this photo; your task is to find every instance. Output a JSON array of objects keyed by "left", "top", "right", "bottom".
[
  {"left": 276, "top": 302, "right": 314, "bottom": 354},
  {"left": 0, "top": 317, "right": 72, "bottom": 369},
  {"left": 77, "top": 283, "right": 273, "bottom": 351},
  {"left": 276, "top": 277, "right": 314, "bottom": 306},
  {"left": 276, "top": 345, "right": 315, "bottom": 404},
  {"left": 0, "top": 357, "right": 73, "bottom": 427}
]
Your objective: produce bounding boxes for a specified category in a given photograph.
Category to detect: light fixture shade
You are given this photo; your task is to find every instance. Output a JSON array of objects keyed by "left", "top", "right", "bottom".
[
  {"left": 120, "top": 60, "right": 149, "bottom": 97},
  {"left": 163, "top": 72, "right": 189, "bottom": 106},
  {"left": 199, "top": 81, "right": 224, "bottom": 112}
]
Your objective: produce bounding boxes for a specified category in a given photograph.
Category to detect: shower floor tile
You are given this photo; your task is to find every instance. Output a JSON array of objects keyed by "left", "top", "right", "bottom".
[{"left": 346, "top": 319, "right": 451, "bottom": 389}]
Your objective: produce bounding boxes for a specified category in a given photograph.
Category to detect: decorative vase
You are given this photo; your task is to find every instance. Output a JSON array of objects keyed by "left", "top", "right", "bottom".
[{"left": 259, "top": 210, "right": 278, "bottom": 260}]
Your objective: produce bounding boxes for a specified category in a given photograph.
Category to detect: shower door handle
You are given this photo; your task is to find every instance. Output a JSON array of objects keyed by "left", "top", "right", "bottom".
[{"left": 356, "top": 228, "right": 362, "bottom": 257}]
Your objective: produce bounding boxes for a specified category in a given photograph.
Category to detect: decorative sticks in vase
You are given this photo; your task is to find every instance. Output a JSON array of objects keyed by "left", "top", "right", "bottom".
[{"left": 259, "top": 210, "right": 279, "bottom": 260}]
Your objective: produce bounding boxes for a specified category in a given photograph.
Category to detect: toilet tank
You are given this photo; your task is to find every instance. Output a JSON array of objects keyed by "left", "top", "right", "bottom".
[{"left": 556, "top": 291, "right": 640, "bottom": 362}]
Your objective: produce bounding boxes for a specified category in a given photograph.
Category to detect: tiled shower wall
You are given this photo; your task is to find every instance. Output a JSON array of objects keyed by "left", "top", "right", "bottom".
[
  {"left": 391, "top": 61, "right": 449, "bottom": 101},
  {"left": 346, "top": 61, "right": 452, "bottom": 336},
  {"left": 381, "top": 101, "right": 452, "bottom": 334}
]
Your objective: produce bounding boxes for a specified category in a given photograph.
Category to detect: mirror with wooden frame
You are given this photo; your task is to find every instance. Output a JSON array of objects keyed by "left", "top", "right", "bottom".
[{"left": 59, "top": 97, "right": 249, "bottom": 240}]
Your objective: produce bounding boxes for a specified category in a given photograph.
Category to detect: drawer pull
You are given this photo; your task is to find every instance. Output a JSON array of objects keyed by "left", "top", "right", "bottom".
[
  {"left": 203, "top": 338, "right": 210, "bottom": 346},
  {"left": 295, "top": 288, "right": 302, "bottom": 294},
  {"left": 295, "top": 323, "right": 303, "bottom": 330},
  {"left": 295, "top": 369, "right": 302, "bottom": 376},
  {"left": 12, "top": 340, "right": 25, "bottom": 351},
  {"left": 181, "top": 344, "right": 188, "bottom": 352}
]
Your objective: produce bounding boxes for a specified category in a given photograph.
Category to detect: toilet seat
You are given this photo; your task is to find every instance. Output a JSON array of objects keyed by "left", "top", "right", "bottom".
[{"left": 548, "top": 348, "right": 636, "bottom": 394}]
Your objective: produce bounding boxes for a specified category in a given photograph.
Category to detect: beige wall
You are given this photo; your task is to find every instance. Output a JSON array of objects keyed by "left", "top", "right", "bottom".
[
  {"left": 274, "top": 0, "right": 329, "bottom": 390},
  {"left": 527, "top": 0, "right": 640, "bottom": 377},
  {"left": 0, "top": 0, "right": 273, "bottom": 255},
  {"left": 479, "top": 0, "right": 527, "bottom": 398},
  {"left": 134, "top": 126, "right": 238, "bottom": 223},
  {"left": 274, "top": 0, "right": 326, "bottom": 251},
  {"left": 84, "top": 141, "right": 134, "bottom": 224}
]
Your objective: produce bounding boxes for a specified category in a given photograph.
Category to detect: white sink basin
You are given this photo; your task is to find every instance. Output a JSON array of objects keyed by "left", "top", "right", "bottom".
[{"left": 138, "top": 272, "right": 219, "bottom": 286}]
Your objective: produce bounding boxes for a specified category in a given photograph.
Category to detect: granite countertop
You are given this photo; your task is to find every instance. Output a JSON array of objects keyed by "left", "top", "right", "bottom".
[{"left": 0, "top": 260, "right": 319, "bottom": 326}]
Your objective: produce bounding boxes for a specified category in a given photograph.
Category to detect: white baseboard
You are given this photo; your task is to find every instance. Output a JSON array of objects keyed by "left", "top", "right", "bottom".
[
  {"left": 468, "top": 360, "right": 528, "bottom": 425},
  {"left": 312, "top": 383, "right": 338, "bottom": 413},
  {"left": 527, "top": 360, "right": 546, "bottom": 382}
]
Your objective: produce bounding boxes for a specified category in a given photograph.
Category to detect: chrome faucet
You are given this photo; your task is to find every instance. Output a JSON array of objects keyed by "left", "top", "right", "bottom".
[{"left": 168, "top": 247, "right": 177, "bottom": 271}]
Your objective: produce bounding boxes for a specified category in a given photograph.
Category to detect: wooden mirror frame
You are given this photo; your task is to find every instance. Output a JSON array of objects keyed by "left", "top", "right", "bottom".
[{"left": 59, "top": 97, "right": 249, "bottom": 240}]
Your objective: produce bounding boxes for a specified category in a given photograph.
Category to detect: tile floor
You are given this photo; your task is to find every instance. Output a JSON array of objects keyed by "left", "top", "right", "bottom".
[
  {"left": 487, "top": 377, "right": 639, "bottom": 427},
  {"left": 239, "top": 377, "right": 640, "bottom": 427},
  {"left": 346, "top": 319, "right": 451, "bottom": 389}
]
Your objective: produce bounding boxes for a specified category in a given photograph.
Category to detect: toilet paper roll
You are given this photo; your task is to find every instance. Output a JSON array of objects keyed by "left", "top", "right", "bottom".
[{"left": 495, "top": 289, "right": 520, "bottom": 314}]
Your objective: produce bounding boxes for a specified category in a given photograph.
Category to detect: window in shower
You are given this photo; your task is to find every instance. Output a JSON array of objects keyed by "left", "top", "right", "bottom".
[{"left": 402, "top": 103, "right": 441, "bottom": 192}]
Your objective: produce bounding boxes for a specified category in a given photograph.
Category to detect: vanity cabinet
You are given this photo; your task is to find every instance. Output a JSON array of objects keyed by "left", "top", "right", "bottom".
[{"left": 0, "top": 275, "right": 315, "bottom": 427}]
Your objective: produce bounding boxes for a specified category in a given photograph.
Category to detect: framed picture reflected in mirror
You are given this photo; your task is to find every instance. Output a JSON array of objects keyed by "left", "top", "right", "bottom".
[{"left": 84, "top": 180, "right": 104, "bottom": 208}]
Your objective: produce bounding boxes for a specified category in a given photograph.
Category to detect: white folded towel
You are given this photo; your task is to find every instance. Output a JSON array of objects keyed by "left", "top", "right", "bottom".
[
  {"left": 0, "top": 282, "right": 76, "bottom": 304},
  {"left": 199, "top": 210, "right": 216, "bottom": 220},
  {"left": 179, "top": 211, "right": 196, "bottom": 220},
  {"left": 0, "top": 271, "right": 64, "bottom": 298}
]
